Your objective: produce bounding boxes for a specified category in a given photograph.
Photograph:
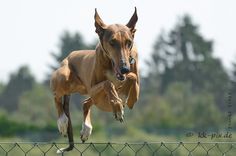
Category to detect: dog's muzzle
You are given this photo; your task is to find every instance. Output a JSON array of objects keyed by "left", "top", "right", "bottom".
[
  {"left": 120, "top": 59, "right": 130, "bottom": 74},
  {"left": 111, "top": 60, "right": 126, "bottom": 81},
  {"left": 120, "top": 66, "right": 130, "bottom": 74},
  {"left": 112, "top": 58, "right": 134, "bottom": 81},
  {"left": 116, "top": 66, "right": 129, "bottom": 81}
]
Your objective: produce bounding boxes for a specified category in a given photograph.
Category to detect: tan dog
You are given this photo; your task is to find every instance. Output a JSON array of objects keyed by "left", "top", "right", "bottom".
[{"left": 50, "top": 8, "right": 139, "bottom": 153}]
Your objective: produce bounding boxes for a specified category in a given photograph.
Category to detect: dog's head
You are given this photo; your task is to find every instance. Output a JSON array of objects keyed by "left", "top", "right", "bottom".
[{"left": 94, "top": 8, "right": 138, "bottom": 81}]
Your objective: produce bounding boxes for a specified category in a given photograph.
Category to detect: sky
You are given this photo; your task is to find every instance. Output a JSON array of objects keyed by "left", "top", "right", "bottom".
[{"left": 0, "top": 0, "right": 236, "bottom": 82}]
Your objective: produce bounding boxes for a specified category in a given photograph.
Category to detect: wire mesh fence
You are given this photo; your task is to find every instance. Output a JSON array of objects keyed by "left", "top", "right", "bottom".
[{"left": 0, "top": 142, "right": 236, "bottom": 156}]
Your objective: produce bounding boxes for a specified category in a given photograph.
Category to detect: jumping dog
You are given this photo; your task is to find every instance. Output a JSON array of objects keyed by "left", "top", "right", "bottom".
[{"left": 50, "top": 7, "right": 140, "bottom": 153}]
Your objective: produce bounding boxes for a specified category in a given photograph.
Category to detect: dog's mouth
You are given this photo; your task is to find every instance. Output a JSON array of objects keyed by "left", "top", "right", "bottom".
[
  {"left": 111, "top": 61, "right": 125, "bottom": 81},
  {"left": 116, "top": 71, "right": 125, "bottom": 81}
]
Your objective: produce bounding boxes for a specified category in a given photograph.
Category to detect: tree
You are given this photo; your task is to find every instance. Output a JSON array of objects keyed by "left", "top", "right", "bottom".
[
  {"left": 232, "top": 60, "right": 236, "bottom": 82},
  {"left": 49, "top": 31, "right": 97, "bottom": 71},
  {"left": 146, "top": 15, "right": 229, "bottom": 108},
  {"left": 0, "top": 83, "right": 4, "bottom": 95},
  {"left": 0, "top": 65, "right": 35, "bottom": 112},
  {"left": 230, "top": 59, "right": 236, "bottom": 112}
]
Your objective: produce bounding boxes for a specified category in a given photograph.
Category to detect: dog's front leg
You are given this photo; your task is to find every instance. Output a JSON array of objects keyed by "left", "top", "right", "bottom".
[
  {"left": 118, "top": 72, "right": 139, "bottom": 109},
  {"left": 89, "top": 80, "right": 124, "bottom": 122},
  {"left": 80, "top": 98, "right": 93, "bottom": 143}
]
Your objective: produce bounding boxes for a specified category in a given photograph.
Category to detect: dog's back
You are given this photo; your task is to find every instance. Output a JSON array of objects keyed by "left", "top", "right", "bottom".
[
  {"left": 50, "top": 49, "right": 96, "bottom": 97},
  {"left": 67, "top": 50, "right": 97, "bottom": 90}
]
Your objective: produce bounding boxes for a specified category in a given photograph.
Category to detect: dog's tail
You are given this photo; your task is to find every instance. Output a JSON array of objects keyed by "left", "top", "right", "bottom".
[{"left": 59, "top": 94, "right": 74, "bottom": 153}]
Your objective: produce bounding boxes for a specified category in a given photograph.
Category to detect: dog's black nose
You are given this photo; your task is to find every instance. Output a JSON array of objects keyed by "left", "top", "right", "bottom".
[{"left": 120, "top": 66, "right": 130, "bottom": 74}]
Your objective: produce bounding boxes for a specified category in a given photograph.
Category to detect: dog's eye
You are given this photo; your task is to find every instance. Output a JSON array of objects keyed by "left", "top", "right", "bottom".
[
  {"left": 110, "top": 39, "right": 116, "bottom": 46},
  {"left": 126, "top": 40, "right": 132, "bottom": 49}
]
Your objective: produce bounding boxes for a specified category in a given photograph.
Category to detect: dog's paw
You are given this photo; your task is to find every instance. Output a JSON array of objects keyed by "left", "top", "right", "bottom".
[
  {"left": 114, "top": 109, "right": 124, "bottom": 122},
  {"left": 57, "top": 113, "right": 68, "bottom": 136},
  {"left": 56, "top": 148, "right": 66, "bottom": 154},
  {"left": 56, "top": 145, "right": 74, "bottom": 154},
  {"left": 80, "top": 122, "right": 92, "bottom": 143}
]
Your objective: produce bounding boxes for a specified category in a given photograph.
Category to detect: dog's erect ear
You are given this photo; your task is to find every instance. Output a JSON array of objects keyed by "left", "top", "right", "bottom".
[
  {"left": 126, "top": 7, "right": 138, "bottom": 35},
  {"left": 94, "top": 8, "right": 106, "bottom": 37}
]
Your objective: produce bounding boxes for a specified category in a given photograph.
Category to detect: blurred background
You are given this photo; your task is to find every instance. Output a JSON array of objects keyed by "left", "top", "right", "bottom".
[{"left": 0, "top": 0, "right": 236, "bottom": 145}]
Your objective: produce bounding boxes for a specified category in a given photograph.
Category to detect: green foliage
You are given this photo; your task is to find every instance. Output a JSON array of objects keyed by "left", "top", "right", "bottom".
[
  {"left": 232, "top": 60, "right": 236, "bottom": 82},
  {"left": 146, "top": 14, "right": 229, "bottom": 112},
  {"left": 0, "top": 82, "right": 4, "bottom": 95},
  {"left": 0, "top": 66, "right": 35, "bottom": 112},
  {"left": 135, "top": 82, "right": 223, "bottom": 134},
  {"left": 230, "top": 60, "right": 236, "bottom": 113},
  {"left": 166, "top": 82, "right": 222, "bottom": 129},
  {"left": 0, "top": 110, "right": 38, "bottom": 136},
  {"left": 50, "top": 31, "right": 97, "bottom": 70},
  {"left": 10, "top": 84, "right": 55, "bottom": 127},
  {"left": 139, "top": 15, "right": 229, "bottom": 135}
]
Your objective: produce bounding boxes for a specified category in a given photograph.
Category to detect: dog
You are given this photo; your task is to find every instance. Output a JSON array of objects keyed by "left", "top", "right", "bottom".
[{"left": 50, "top": 7, "right": 139, "bottom": 153}]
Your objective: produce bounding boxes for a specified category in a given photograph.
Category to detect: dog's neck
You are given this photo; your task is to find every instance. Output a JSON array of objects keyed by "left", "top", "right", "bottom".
[
  {"left": 91, "top": 43, "right": 113, "bottom": 84},
  {"left": 95, "top": 44, "right": 112, "bottom": 69}
]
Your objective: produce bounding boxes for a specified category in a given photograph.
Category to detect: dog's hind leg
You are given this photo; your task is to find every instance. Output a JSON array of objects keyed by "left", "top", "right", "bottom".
[
  {"left": 80, "top": 98, "right": 93, "bottom": 143},
  {"left": 57, "top": 95, "right": 74, "bottom": 154}
]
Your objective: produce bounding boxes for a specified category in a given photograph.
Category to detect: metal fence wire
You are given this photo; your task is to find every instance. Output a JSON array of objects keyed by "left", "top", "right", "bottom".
[{"left": 0, "top": 142, "right": 236, "bottom": 156}]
